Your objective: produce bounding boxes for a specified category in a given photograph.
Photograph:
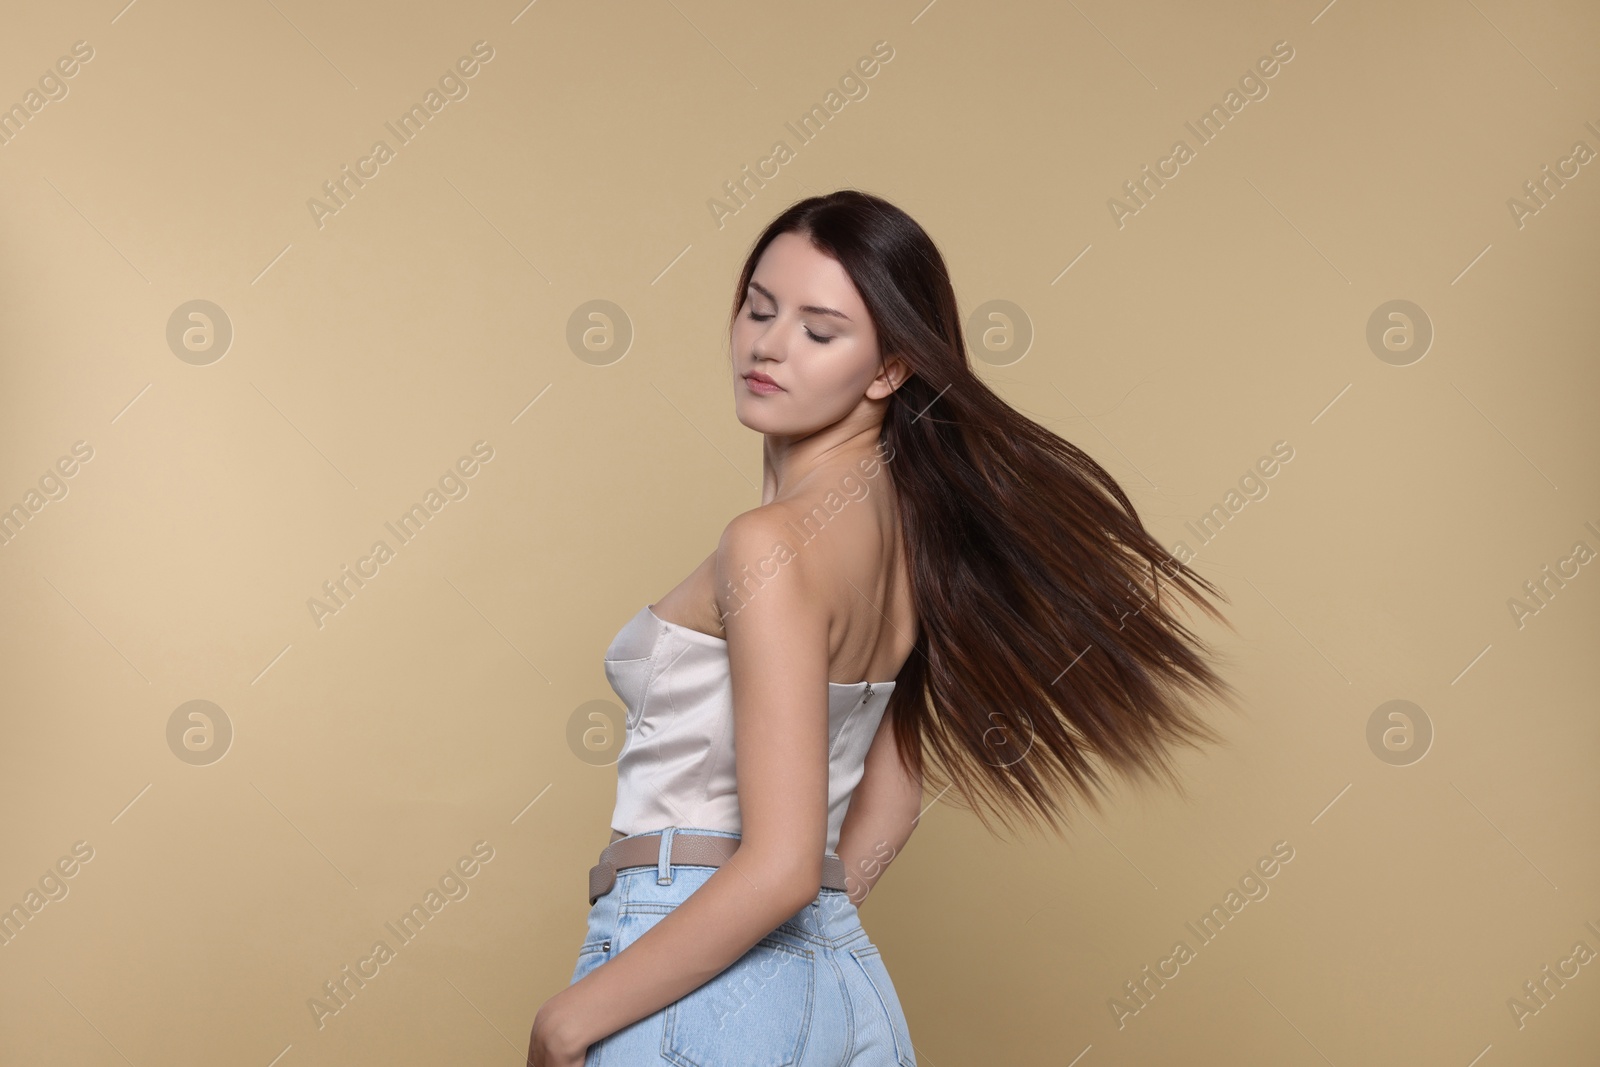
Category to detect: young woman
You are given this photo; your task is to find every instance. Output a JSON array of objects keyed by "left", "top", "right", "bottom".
[{"left": 527, "top": 190, "right": 1241, "bottom": 1066}]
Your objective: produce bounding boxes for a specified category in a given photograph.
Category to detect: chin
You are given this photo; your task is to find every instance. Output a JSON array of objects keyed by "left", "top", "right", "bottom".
[
  {"left": 733, "top": 394, "right": 804, "bottom": 435},
  {"left": 733, "top": 405, "right": 780, "bottom": 434}
]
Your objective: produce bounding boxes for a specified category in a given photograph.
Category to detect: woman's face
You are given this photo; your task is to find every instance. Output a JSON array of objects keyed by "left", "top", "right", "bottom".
[{"left": 730, "top": 231, "right": 900, "bottom": 436}]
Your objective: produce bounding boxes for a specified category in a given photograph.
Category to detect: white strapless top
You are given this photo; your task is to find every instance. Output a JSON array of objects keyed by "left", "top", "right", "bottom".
[{"left": 604, "top": 604, "right": 898, "bottom": 855}]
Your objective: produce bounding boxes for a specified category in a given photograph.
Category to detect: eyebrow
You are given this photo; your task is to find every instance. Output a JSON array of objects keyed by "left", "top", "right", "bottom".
[{"left": 748, "top": 280, "right": 852, "bottom": 322}]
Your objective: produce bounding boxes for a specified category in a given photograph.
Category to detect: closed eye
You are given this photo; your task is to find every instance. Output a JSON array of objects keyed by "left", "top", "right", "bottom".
[{"left": 747, "top": 310, "right": 834, "bottom": 344}]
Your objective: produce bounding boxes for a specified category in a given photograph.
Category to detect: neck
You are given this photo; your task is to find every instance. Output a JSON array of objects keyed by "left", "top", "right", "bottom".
[{"left": 760, "top": 420, "right": 884, "bottom": 505}]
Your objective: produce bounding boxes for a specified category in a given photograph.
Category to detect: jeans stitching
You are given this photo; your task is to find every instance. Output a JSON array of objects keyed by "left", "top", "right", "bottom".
[
  {"left": 660, "top": 939, "right": 816, "bottom": 1067},
  {"left": 825, "top": 942, "right": 855, "bottom": 1055},
  {"left": 585, "top": 830, "right": 850, "bottom": 1066},
  {"left": 848, "top": 945, "right": 916, "bottom": 1067}
]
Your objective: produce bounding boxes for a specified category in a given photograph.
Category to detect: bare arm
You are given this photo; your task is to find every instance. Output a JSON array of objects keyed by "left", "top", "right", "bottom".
[
  {"left": 835, "top": 702, "right": 923, "bottom": 906},
  {"left": 537, "top": 509, "right": 834, "bottom": 1055}
]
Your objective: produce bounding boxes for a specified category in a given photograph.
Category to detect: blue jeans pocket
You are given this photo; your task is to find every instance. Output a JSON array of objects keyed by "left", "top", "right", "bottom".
[
  {"left": 570, "top": 939, "right": 610, "bottom": 985},
  {"left": 662, "top": 935, "right": 816, "bottom": 1067},
  {"left": 848, "top": 943, "right": 916, "bottom": 1066}
]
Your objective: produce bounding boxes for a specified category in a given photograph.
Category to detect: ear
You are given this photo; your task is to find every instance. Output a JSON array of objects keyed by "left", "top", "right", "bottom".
[{"left": 868, "top": 353, "right": 911, "bottom": 399}]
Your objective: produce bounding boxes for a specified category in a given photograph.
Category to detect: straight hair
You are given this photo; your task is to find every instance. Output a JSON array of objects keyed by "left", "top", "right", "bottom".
[{"left": 729, "top": 190, "right": 1245, "bottom": 839}]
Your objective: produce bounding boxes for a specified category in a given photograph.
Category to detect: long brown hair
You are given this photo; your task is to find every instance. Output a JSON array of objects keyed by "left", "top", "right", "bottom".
[{"left": 728, "top": 190, "right": 1245, "bottom": 839}]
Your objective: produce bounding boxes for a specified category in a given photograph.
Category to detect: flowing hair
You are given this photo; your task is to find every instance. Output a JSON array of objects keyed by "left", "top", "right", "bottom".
[{"left": 727, "top": 190, "right": 1245, "bottom": 840}]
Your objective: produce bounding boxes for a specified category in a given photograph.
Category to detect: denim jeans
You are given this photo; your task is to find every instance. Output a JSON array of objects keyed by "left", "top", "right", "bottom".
[{"left": 570, "top": 827, "right": 917, "bottom": 1066}]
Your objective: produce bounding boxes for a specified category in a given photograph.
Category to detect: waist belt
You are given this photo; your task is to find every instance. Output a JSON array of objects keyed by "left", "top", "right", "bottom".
[{"left": 588, "top": 830, "right": 849, "bottom": 904}]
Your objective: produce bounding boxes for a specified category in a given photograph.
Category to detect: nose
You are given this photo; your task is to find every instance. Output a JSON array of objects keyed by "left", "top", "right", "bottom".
[{"left": 746, "top": 329, "right": 783, "bottom": 365}]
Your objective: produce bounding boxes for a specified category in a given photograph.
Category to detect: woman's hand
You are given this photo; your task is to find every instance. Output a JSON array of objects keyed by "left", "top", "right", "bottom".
[{"left": 526, "top": 994, "right": 589, "bottom": 1067}]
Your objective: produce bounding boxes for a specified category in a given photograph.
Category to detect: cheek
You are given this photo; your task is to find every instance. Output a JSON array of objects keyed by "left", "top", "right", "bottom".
[
  {"left": 830, "top": 343, "right": 880, "bottom": 391},
  {"left": 796, "top": 350, "right": 872, "bottom": 404}
]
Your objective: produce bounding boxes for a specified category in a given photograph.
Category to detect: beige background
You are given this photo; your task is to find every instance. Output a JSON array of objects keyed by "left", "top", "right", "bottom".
[{"left": 2, "top": 0, "right": 1597, "bottom": 1063}]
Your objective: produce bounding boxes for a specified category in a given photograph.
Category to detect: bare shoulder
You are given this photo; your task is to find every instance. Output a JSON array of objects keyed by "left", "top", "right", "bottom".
[
  {"left": 712, "top": 503, "right": 825, "bottom": 623},
  {"left": 713, "top": 468, "right": 912, "bottom": 684},
  {"left": 714, "top": 504, "right": 798, "bottom": 558}
]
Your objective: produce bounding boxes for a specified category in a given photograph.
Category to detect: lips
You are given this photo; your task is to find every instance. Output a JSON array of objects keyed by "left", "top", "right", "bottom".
[{"left": 743, "top": 371, "right": 782, "bottom": 390}]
